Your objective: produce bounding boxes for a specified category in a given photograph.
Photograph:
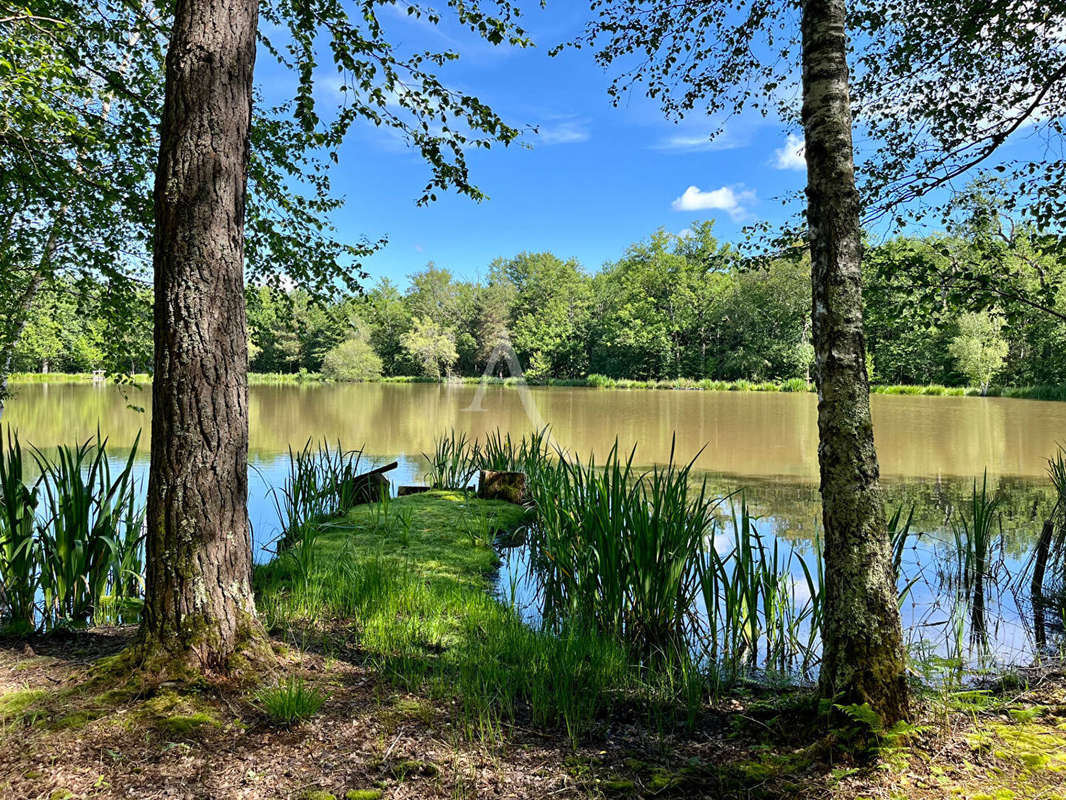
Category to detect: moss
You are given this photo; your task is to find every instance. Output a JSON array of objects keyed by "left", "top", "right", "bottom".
[
  {"left": 159, "top": 712, "right": 219, "bottom": 736},
  {"left": 300, "top": 792, "right": 336, "bottom": 800},
  {"left": 390, "top": 759, "right": 440, "bottom": 780},
  {"left": 602, "top": 777, "right": 636, "bottom": 793},
  {"left": 0, "top": 688, "right": 48, "bottom": 717},
  {"left": 48, "top": 791, "right": 74, "bottom": 800},
  {"left": 51, "top": 711, "right": 95, "bottom": 731},
  {"left": 344, "top": 791, "right": 383, "bottom": 800}
]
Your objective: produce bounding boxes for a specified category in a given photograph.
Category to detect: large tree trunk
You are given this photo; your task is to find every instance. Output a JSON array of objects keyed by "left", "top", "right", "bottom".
[
  {"left": 801, "top": 0, "right": 909, "bottom": 722},
  {"left": 139, "top": 0, "right": 265, "bottom": 671}
]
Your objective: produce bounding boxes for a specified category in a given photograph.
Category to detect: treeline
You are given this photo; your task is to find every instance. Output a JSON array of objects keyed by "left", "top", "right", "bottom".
[{"left": 14, "top": 220, "right": 1066, "bottom": 389}]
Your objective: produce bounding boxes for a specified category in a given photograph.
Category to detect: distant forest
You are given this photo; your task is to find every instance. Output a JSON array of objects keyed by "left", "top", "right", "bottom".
[{"left": 15, "top": 217, "right": 1066, "bottom": 390}]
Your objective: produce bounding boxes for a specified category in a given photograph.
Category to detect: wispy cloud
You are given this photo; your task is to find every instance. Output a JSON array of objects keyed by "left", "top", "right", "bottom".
[
  {"left": 536, "top": 118, "right": 591, "bottom": 145},
  {"left": 671, "top": 185, "right": 756, "bottom": 220},
  {"left": 773, "top": 133, "right": 806, "bottom": 171},
  {"left": 653, "top": 129, "right": 745, "bottom": 153}
]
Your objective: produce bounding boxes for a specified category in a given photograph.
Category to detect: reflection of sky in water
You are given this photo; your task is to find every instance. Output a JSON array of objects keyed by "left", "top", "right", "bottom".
[{"left": 496, "top": 486, "right": 1058, "bottom": 679}]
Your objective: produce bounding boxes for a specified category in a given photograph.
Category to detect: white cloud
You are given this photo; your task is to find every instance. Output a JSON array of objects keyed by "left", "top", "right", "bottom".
[
  {"left": 653, "top": 131, "right": 744, "bottom": 152},
  {"left": 774, "top": 133, "right": 807, "bottom": 170},
  {"left": 671, "top": 185, "right": 756, "bottom": 220},
  {"left": 537, "top": 119, "right": 590, "bottom": 145},
  {"left": 677, "top": 228, "right": 694, "bottom": 239}
]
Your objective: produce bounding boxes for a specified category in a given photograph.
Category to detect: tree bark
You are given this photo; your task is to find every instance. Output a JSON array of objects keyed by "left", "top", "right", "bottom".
[
  {"left": 801, "top": 0, "right": 909, "bottom": 722},
  {"left": 139, "top": 0, "right": 265, "bottom": 671}
]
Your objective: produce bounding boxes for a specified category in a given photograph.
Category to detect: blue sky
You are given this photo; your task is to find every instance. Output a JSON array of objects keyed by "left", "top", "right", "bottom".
[
  {"left": 254, "top": 2, "right": 1043, "bottom": 292},
  {"left": 254, "top": 3, "right": 813, "bottom": 290}
]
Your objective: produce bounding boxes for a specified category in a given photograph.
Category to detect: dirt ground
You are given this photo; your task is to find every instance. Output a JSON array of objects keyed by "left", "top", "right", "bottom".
[{"left": 1, "top": 627, "right": 1064, "bottom": 800}]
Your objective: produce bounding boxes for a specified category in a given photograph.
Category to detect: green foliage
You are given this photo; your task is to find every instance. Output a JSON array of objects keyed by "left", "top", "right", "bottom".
[
  {"left": 400, "top": 317, "right": 458, "bottom": 379},
  {"left": 255, "top": 677, "right": 326, "bottom": 725},
  {"left": 321, "top": 337, "right": 382, "bottom": 382},
  {"left": 949, "top": 312, "right": 1009, "bottom": 393},
  {"left": 15, "top": 220, "right": 1066, "bottom": 392}
]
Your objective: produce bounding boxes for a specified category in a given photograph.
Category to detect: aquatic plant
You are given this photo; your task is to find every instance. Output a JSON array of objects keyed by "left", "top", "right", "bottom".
[
  {"left": 33, "top": 431, "right": 142, "bottom": 626},
  {"left": 0, "top": 429, "right": 145, "bottom": 631},
  {"left": 524, "top": 439, "right": 722, "bottom": 659},
  {"left": 422, "top": 431, "right": 479, "bottom": 489},
  {"left": 699, "top": 499, "right": 824, "bottom": 677},
  {"left": 269, "top": 439, "right": 366, "bottom": 544},
  {"left": 476, "top": 426, "right": 552, "bottom": 478},
  {"left": 0, "top": 430, "right": 40, "bottom": 633}
]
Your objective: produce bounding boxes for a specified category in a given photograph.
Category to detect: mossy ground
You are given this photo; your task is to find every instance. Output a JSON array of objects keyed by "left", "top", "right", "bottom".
[{"left": 1, "top": 492, "right": 1064, "bottom": 798}]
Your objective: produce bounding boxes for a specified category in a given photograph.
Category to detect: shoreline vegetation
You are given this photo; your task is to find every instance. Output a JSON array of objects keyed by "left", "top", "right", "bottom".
[
  {"left": 3, "top": 451, "right": 1065, "bottom": 799},
  {"left": 10, "top": 370, "right": 1066, "bottom": 402}
]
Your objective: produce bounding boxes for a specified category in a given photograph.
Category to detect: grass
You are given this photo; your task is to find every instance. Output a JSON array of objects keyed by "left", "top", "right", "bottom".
[
  {"left": 256, "top": 676, "right": 327, "bottom": 725},
  {"left": 255, "top": 490, "right": 705, "bottom": 743}
]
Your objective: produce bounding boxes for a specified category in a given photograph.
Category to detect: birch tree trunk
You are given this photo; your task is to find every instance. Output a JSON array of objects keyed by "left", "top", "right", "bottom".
[
  {"left": 139, "top": 0, "right": 267, "bottom": 671},
  {"left": 801, "top": 0, "right": 909, "bottom": 722}
]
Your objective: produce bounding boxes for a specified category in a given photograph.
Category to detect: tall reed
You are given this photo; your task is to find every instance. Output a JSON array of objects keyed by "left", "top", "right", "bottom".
[
  {"left": 33, "top": 432, "right": 142, "bottom": 625},
  {"left": 422, "top": 431, "right": 480, "bottom": 490},
  {"left": 0, "top": 430, "right": 40, "bottom": 633},
  {"left": 270, "top": 439, "right": 366, "bottom": 545},
  {"left": 698, "top": 498, "right": 824, "bottom": 677},
  {"left": 477, "top": 427, "right": 552, "bottom": 477},
  {"left": 525, "top": 439, "right": 721, "bottom": 659}
]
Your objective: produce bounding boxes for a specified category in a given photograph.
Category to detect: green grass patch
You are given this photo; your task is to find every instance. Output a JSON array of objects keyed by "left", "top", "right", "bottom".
[{"left": 255, "top": 491, "right": 705, "bottom": 743}]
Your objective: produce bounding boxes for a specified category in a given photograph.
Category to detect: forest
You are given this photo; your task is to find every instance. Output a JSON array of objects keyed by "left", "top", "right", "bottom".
[{"left": 15, "top": 212, "right": 1066, "bottom": 392}]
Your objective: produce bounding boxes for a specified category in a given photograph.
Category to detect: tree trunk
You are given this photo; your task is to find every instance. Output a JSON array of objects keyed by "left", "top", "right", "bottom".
[
  {"left": 801, "top": 0, "right": 909, "bottom": 722},
  {"left": 139, "top": 0, "right": 265, "bottom": 671}
]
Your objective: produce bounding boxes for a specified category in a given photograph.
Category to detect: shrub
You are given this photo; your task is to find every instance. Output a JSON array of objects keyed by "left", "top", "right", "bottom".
[{"left": 321, "top": 338, "right": 383, "bottom": 382}]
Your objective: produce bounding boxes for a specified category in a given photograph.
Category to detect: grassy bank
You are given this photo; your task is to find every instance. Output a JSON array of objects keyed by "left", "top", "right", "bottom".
[
  {"left": 3, "top": 487, "right": 1066, "bottom": 799},
  {"left": 255, "top": 490, "right": 701, "bottom": 742},
  {"left": 9, "top": 371, "right": 1066, "bottom": 401}
]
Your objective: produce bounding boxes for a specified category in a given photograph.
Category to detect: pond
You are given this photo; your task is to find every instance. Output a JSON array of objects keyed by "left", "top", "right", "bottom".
[{"left": 6, "top": 380, "right": 1066, "bottom": 674}]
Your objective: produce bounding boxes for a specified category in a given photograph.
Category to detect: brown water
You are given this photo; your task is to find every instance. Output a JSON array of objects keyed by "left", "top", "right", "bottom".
[{"left": 7, "top": 381, "right": 1066, "bottom": 480}]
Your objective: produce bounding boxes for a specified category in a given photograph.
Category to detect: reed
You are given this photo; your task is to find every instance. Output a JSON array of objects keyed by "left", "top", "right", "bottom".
[
  {"left": 32, "top": 432, "right": 143, "bottom": 626},
  {"left": 523, "top": 439, "right": 722, "bottom": 660},
  {"left": 951, "top": 472, "right": 1000, "bottom": 592},
  {"left": 422, "top": 431, "right": 480, "bottom": 490},
  {"left": 699, "top": 498, "right": 824, "bottom": 677},
  {"left": 0, "top": 430, "right": 40, "bottom": 633},
  {"left": 477, "top": 426, "right": 552, "bottom": 477},
  {"left": 0, "top": 429, "right": 146, "bottom": 631},
  {"left": 269, "top": 439, "right": 365, "bottom": 546}
]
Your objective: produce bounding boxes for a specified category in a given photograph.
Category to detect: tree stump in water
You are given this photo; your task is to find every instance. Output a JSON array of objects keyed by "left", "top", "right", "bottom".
[{"left": 478, "top": 470, "right": 526, "bottom": 505}]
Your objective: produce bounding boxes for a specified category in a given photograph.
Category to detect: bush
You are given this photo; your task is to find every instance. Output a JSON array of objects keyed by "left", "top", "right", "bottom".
[{"left": 321, "top": 338, "right": 383, "bottom": 382}]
